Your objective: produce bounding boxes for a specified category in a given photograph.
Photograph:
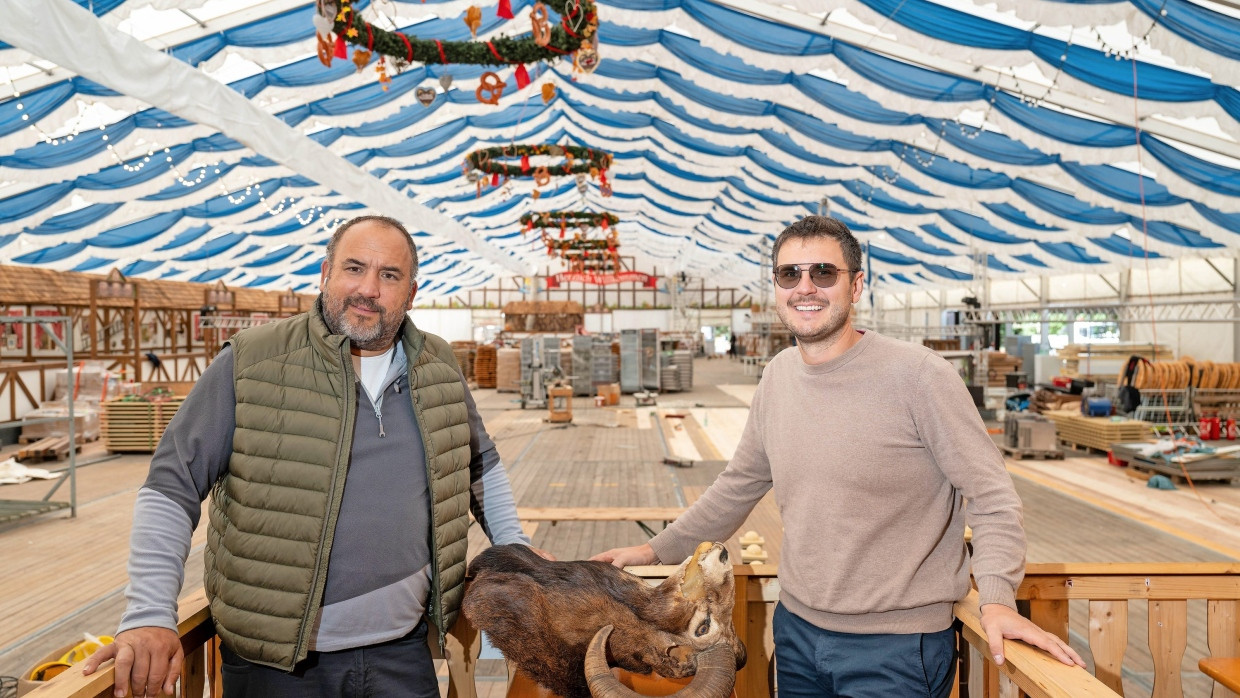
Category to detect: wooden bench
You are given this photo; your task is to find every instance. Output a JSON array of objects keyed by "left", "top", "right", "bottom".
[
  {"left": 516, "top": 507, "right": 685, "bottom": 538},
  {"left": 1200, "top": 657, "right": 1240, "bottom": 693}
]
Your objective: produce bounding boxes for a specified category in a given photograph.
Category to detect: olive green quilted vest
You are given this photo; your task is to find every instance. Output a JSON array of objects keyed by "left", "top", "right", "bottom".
[{"left": 204, "top": 301, "right": 472, "bottom": 670}]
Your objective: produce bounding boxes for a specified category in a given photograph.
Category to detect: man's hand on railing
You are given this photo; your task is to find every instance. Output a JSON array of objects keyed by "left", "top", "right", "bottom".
[
  {"left": 980, "top": 603, "right": 1086, "bottom": 669},
  {"left": 81, "top": 626, "right": 183, "bottom": 697},
  {"left": 590, "top": 543, "right": 657, "bottom": 567}
]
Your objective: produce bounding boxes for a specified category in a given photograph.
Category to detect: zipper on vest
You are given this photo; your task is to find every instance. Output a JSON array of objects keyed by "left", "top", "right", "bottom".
[{"left": 375, "top": 400, "right": 386, "bottom": 438}]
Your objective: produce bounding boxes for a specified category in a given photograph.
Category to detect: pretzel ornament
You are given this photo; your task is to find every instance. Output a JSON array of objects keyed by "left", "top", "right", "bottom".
[
  {"left": 533, "top": 166, "right": 552, "bottom": 187},
  {"left": 476, "top": 72, "right": 507, "bottom": 105},
  {"left": 530, "top": 3, "right": 552, "bottom": 47}
]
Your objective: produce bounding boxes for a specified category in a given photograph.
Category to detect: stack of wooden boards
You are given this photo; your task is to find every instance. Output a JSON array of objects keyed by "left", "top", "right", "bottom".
[
  {"left": 1043, "top": 410, "right": 1152, "bottom": 452},
  {"left": 474, "top": 345, "right": 497, "bottom": 388},
  {"left": 100, "top": 397, "right": 185, "bottom": 453},
  {"left": 450, "top": 341, "right": 477, "bottom": 384},
  {"left": 1059, "top": 343, "right": 1173, "bottom": 379}
]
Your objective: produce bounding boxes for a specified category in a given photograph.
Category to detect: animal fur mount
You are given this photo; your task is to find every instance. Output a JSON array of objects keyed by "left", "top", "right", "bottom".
[{"left": 463, "top": 542, "right": 745, "bottom": 698}]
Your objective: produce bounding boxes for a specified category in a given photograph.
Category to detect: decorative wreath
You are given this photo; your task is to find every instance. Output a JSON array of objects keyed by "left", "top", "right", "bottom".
[
  {"left": 468, "top": 145, "right": 612, "bottom": 178},
  {"left": 329, "top": 0, "right": 598, "bottom": 68},
  {"left": 522, "top": 211, "right": 618, "bottom": 230},
  {"left": 547, "top": 238, "right": 614, "bottom": 251}
]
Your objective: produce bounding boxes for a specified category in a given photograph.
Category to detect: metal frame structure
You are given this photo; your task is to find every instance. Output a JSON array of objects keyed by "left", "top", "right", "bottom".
[{"left": 0, "top": 315, "right": 77, "bottom": 523}]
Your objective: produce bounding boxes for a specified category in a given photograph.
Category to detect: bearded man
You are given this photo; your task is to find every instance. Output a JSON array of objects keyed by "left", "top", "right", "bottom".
[
  {"left": 594, "top": 216, "right": 1084, "bottom": 697},
  {"left": 86, "top": 216, "right": 546, "bottom": 698}
]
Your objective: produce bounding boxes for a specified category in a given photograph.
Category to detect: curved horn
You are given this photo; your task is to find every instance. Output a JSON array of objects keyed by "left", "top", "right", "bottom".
[{"left": 584, "top": 626, "right": 738, "bottom": 698}]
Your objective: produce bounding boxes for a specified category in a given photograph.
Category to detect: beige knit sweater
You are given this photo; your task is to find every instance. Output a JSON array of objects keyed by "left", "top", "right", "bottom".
[{"left": 650, "top": 330, "right": 1025, "bottom": 634}]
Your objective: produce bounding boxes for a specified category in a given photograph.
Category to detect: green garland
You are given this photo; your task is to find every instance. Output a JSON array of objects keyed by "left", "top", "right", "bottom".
[
  {"left": 522, "top": 210, "right": 619, "bottom": 230},
  {"left": 331, "top": 0, "right": 598, "bottom": 67},
  {"left": 469, "top": 145, "right": 612, "bottom": 178}
]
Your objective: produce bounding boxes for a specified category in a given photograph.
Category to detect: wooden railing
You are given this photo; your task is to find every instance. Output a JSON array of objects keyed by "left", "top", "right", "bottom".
[{"left": 24, "top": 563, "right": 1240, "bottom": 698}]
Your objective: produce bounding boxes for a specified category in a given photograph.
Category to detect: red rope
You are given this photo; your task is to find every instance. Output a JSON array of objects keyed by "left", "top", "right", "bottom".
[
  {"left": 398, "top": 33, "right": 413, "bottom": 62},
  {"left": 365, "top": 23, "right": 374, "bottom": 51},
  {"left": 561, "top": 17, "right": 580, "bottom": 39},
  {"left": 435, "top": 39, "right": 447, "bottom": 64}
]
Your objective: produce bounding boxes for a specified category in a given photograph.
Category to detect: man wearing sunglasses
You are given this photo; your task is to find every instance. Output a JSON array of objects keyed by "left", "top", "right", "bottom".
[{"left": 594, "top": 216, "right": 1083, "bottom": 697}]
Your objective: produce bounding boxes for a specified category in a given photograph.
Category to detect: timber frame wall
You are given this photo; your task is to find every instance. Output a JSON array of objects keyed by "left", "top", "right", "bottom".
[{"left": 0, "top": 266, "right": 314, "bottom": 422}]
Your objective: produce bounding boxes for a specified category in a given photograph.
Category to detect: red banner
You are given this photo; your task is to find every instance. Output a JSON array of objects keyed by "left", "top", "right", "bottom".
[{"left": 545, "top": 271, "right": 657, "bottom": 288}]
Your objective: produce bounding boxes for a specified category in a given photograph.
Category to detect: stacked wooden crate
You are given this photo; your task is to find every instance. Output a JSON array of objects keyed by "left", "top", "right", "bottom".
[
  {"left": 474, "top": 345, "right": 497, "bottom": 388},
  {"left": 985, "top": 352, "right": 1022, "bottom": 387},
  {"left": 100, "top": 397, "right": 185, "bottom": 453},
  {"left": 1043, "top": 410, "right": 1152, "bottom": 452}
]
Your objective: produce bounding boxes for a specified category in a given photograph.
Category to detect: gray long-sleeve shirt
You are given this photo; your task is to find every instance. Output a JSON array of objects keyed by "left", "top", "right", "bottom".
[{"left": 119, "top": 342, "right": 530, "bottom": 651}]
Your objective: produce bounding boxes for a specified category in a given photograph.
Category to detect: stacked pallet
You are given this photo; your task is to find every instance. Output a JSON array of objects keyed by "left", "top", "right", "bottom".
[
  {"left": 985, "top": 352, "right": 1022, "bottom": 387},
  {"left": 100, "top": 397, "right": 185, "bottom": 453},
  {"left": 501, "top": 300, "right": 584, "bottom": 333},
  {"left": 450, "top": 341, "right": 477, "bottom": 383},
  {"left": 496, "top": 348, "right": 521, "bottom": 392},
  {"left": 1043, "top": 410, "right": 1152, "bottom": 452},
  {"left": 15, "top": 436, "right": 80, "bottom": 463}
]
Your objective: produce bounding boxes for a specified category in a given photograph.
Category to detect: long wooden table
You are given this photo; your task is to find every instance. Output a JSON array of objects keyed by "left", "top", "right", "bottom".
[{"left": 516, "top": 506, "right": 685, "bottom": 538}]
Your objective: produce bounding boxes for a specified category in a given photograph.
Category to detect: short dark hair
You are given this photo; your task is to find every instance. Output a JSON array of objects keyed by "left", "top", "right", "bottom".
[
  {"left": 325, "top": 215, "right": 419, "bottom": 281},
  {"left": 772, "top": 216, "right": 863, "bottom": 273}
]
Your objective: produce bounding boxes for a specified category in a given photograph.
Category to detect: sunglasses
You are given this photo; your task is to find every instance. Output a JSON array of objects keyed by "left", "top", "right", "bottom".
[{"left": 773, "top": 263, "right": 860, "bottom": 289}]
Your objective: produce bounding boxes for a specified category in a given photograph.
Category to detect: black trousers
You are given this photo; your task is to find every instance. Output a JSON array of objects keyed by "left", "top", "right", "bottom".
[{"left": 219, "top": 620, "right": 439, "bottom": 698}]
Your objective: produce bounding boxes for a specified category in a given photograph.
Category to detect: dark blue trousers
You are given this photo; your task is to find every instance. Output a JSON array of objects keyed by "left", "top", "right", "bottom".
[
  {"left": 219, "top": 619, "right": 439, "bottom": 698},
  {"left": 773, "top": 602, "right": 957, "bottom": 698}
]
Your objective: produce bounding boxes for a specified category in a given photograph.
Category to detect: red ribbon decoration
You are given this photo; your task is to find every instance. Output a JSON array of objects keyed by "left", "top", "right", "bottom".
[
  {"left": 398, "top": 33, "right": 413, "bottom": 62},
  {"left": 334, "top": 34, "right": 348, "bottom": 58},
  {"left": 485, "top": 41, "right": 506, "bottom": 63},
  {"left": 491, "top": 172, "right": 500, "bottom": 187},
  {"left": 601, "top": 218, "right": 609, "bottom": 230},
  {"left": 435, "top": 39, "right": 447, "bottom": 64},
  {"left": 514, "top": 64, "right": 530, "bottom": 89},
  {"left": 520, "top": 154, "right": 530, "bottom": 173},
  {"left": 365, "top": 23, "right": 374, "bottom": 50},
  {"left": 497, "top": 0, "right": 514, "bottom": 19}
]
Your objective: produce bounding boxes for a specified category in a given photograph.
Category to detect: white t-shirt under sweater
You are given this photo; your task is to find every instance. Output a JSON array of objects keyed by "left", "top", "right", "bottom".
[{"left": 649, "top": 329, "right": 1025, "bottom": 635}]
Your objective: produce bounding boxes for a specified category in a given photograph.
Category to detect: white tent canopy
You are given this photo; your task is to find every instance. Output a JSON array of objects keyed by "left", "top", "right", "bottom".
[{"left": 0, "top": 0, "right": 1238, "bottom": 300}]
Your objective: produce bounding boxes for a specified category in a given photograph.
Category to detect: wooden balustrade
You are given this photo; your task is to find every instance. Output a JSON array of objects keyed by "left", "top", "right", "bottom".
[{"left": 24, "top": 563, "right": 1240, "bottom": 698}]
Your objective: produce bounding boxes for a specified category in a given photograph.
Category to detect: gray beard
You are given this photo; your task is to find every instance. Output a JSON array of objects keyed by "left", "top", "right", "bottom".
[{"left": 322, "top": 291, "right": 404, "bottom": 352}]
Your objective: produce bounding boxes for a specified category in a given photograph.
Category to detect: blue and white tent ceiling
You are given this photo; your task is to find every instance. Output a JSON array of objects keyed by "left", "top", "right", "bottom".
[{"left": 0, "top": 0, "right": 1238, "bottom": 297}]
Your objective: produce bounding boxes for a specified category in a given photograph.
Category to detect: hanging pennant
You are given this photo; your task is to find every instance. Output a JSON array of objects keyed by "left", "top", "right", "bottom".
[
  {"left": 520, "top": 154, "right": 530, "bottom": 174},
  {"left": 491, "top": 172, "right": 500, "bottom": 187},
  {"left": 334, "top": 34, "right": 348, "bottom": 58},
  {"left": 497, "top": 0, "right": 514, "bottom": 19},
  {"left": 514, "top": 64, "right": 531, "bottom": 89}
]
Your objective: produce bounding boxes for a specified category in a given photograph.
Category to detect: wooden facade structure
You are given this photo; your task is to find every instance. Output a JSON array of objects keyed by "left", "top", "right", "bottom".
[{"left": 0, "top": 266, "right": 313, "bottom": 422}]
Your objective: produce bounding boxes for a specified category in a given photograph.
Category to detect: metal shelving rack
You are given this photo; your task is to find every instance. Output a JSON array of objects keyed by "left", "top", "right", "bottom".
[{"left": 0, "top": 315, "right": 78, "bottom": 523}]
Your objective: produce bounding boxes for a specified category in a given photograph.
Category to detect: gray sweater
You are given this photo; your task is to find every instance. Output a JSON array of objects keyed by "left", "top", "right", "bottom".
[
  {"left": 119, "top": 342, "right": 529, "bottom": 651},
  {"left": 650, "top": 330, "right": 1025, "bottom": 634}
]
